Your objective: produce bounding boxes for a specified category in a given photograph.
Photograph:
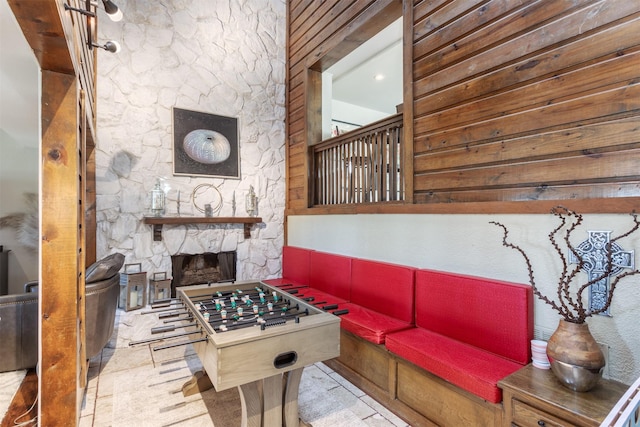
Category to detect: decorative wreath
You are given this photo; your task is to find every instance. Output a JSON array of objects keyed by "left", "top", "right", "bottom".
[{"left": 191, "top": 183, "right": 223, "bottom": 215}]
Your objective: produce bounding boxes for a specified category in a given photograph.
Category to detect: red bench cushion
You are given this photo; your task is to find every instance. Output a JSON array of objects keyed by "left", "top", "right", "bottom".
[
  {"left": 283, "top": 246, "right": 312, "bottom": 284},
  {"left": 264, "top": 246, "right": 311, "bottom": 288},
  {"left": 309, "top": 251, "right": 352, "bottom": 301},
  {"left": 291, "top": 287, "right": 348, "bottom": 307},
  {"left": 350, "top": 259, "right": 415, "bottom": 324},
  {"left": 385, "top": 328, "right": 523, "bottom": 403},
  {"left": 340, "top": 303, "right": 413, "bottom": 344},
  {"left": 415, "top": 269, "right": 532, "bottom": 365}
]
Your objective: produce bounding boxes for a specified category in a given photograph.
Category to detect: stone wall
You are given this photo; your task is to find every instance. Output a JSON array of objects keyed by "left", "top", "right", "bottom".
[{"left": 95, "top": 0, "right": 286, "bottom": 281}]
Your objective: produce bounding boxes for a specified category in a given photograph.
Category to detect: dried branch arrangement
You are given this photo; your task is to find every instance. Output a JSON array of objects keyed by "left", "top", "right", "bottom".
[{"left": 491, "top": 206, "right": 640, "bottom": 323}]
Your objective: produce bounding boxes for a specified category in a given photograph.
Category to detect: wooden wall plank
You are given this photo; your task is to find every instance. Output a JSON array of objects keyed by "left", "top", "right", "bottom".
[
  {"left": 414, "top": 82, "right": 640, "bottom": 153},
  {"left": 414, "top": 17, "right": 640, "bottom": 115},
  {"left": 289, "top": 0, "right": 351, "bottom": 59},
  {"left": 290, "top": 0, "right": 315, "bottom": 24},
  {"left": 414, "top": 182, "right": 640, "bottom": 204},
  {"left": 415, "top": 49, "right": 640, "bottom": 137},
  {"left": 412, "top": 0, "right": 452, "bottom": 37},
  {"left": 415, "top": 118, "right": 640, "bottom": 171},
  {"left": 415, "top": 149, "right": 640, "bottom": 192},
  {"left": 414, "top": 0, "right": 637, "bottom": 97},
  {"left": 413, "top": 0, "right": 487, "bottom": 51},
  {"left": 413, "top": 0, "right": 587, "bottom": 76}
]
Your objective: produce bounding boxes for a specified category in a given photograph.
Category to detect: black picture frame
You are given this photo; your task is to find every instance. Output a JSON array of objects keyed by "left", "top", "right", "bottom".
[{"left": 172, "top": 107, "right": 240, "bottom": 179}]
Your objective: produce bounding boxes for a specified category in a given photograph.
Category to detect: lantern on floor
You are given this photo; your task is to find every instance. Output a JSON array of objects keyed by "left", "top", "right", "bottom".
[
  {"left": 149, "top": 271, "right": 172, "bottom": 303},
  {"left": 119, "top": 263, "right": 147, "bottom": 311}
]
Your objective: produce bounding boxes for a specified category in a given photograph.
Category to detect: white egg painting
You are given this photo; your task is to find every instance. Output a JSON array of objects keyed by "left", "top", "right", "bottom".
[
  {"left": 173, "top": 107, "right": 240, "bottom": 178},
  {"left": 183, "top": 129, "right": 231, "bottom": 164}
]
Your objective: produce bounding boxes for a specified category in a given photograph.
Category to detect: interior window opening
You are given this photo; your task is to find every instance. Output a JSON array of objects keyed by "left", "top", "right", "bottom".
[{"left": 322, "top": 17, "right": 403, "bottom": 140}]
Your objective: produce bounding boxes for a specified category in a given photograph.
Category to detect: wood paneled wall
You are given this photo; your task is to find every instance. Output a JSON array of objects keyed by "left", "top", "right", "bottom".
[{"left": 286, "top": 0, "right": 640, "bottom": 214}]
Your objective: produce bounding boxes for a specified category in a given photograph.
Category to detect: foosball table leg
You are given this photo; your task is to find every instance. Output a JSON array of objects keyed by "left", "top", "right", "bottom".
[
  {"left": 263, "top": 375, "right": 283, "bottom": 426},
  {"left": 283, "top": 368, "right": 304, "bottom": 427},
  {"left": 181, "top": 370, "right": 213, "bottom": 396},
  {"left": 238, "top": 380, "right": 262, "bottom": 427}
]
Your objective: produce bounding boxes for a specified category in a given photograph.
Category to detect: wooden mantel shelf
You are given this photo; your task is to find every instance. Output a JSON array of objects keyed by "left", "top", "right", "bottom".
[{"left": 143, "top": 216, "right": 262, "bottom": 241}]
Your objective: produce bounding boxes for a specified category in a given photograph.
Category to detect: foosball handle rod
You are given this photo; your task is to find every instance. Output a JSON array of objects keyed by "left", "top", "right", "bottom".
[
  {"left": 142, "top": 302, "right": 185, "bottom": 315},
  {"left": 153, "top": 337, "right": 208, "bottom": 351},
  {"left": 149, "top": 299, "right": 181, "bottom": 309},
  {"left": 163, "top": 315, "right": 194, "bottom": 324},
  {"left": 158, "top": 310, "right": 189, "bottom": 319},
  {"left": 151, "top": 323, "right": 198, "bottom": 334},
  {"left": 129, "top": 329, "right": 202, "bottom": 346}
]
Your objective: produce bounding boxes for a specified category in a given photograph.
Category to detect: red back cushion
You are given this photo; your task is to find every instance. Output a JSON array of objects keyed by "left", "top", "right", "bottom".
[
  {"left": 282, "top": 246, "right": 311, "bottom": 285},
  {"left": 415, "top": 269, "right": 533, "bottom": 365},
  {"left": 350, "top": 259, "right": 415, "bottom": 324},
  {"left": 309, "top": 251, "right": 352, "bottom": 300}
]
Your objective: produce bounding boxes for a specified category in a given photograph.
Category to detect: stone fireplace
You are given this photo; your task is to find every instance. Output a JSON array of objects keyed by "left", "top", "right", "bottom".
[{"left": 170, "top": 251, "right": 236, "bottom": 297}]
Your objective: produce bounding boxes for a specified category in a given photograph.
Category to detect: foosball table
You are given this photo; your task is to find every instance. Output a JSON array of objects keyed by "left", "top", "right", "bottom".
[{"left": 135, "top": 280, "right": 341, "bottom": 427}]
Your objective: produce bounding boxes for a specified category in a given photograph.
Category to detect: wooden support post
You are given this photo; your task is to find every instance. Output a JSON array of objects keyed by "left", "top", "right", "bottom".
[{"left": 40, "top": 70, "right": 82, "bottom": 426}]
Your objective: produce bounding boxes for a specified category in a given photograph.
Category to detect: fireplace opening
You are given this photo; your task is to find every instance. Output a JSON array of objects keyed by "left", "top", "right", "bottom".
[{"left": 170, "top": 251, "right": 236, "bottom": 297}]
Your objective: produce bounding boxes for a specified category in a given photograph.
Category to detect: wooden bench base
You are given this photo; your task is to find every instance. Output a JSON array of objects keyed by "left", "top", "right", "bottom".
[{"left": 325, "top": 330, "right": 503, "bottom": 427}]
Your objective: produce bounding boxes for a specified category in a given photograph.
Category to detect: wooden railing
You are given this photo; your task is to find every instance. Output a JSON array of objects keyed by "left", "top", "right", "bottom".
[
  {"left": 600, "top": 374, "right": 640, "bottom": 427},
  {"left": 311, "top": 113, "right": 404, "bottom": 205}
]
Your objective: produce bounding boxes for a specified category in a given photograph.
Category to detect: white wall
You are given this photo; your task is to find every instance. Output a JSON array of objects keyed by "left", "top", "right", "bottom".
[
  {"left": 96, "top": 0, "right": 286, "bottom": 280},
  {"left": 0, "top": 134, "right": 38, "bottom": 293},
  {"left": 288, "top": 213, "right": 640, "bottom": 385},
  {"left": 331, "top": 99, "right": 389, "bottom": 132},
  {"left": 0, "top": 0, "right": 40, "bottom": 293}
]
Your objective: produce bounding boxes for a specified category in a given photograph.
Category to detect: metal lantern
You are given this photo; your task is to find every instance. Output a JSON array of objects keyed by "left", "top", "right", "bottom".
[
  {"left": 149, "top": 271, "right": 172, "bottom": 304},
  {"left": 119, "top": 263, "right": 147, "bottom": 311}
]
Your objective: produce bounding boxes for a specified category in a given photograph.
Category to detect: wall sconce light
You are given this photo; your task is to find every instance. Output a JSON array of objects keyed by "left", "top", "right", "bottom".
[
  {"left": 101, "top": 0, "right": 123, "bottom": 22},
  {"left": 96, "top": 40, "right": 121, "bottom": 53},
  {"left": 64, "top": 0, "right": 122, "bottom": 53}
]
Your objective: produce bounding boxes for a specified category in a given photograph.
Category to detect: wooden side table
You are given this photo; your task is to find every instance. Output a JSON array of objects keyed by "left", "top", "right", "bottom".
[{"left": 499, "top": 364, "right": 628, "bottom": 427}]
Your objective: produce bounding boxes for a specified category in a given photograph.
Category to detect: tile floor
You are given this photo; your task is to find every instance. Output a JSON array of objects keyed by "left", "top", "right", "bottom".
[{"left": 1, "top": 307, "right": 409, "bottom": 427}]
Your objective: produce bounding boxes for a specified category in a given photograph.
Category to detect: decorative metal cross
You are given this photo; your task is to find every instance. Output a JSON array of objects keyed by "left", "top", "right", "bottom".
[{"left": 569, "top": 231, "right": 634, "bottom": 316}]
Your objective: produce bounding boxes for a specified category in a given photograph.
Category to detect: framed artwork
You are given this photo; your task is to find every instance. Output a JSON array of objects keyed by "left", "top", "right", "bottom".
[{"left": 172, "top": 107, "right": 240, "bottom": 179}]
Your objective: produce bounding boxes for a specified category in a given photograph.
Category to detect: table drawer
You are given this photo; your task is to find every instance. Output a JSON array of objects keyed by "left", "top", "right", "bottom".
[{"left": 512, "top": 398, "right": 579, "bottom": 427}]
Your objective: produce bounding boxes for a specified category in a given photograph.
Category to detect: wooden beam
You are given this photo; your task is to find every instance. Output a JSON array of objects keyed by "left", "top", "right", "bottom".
[
  {"left": 40, "top": 70, "right": 81, "bottom": 426},
  {"left": 7, "top": 0, "right": 73, "bottom": 75}
]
